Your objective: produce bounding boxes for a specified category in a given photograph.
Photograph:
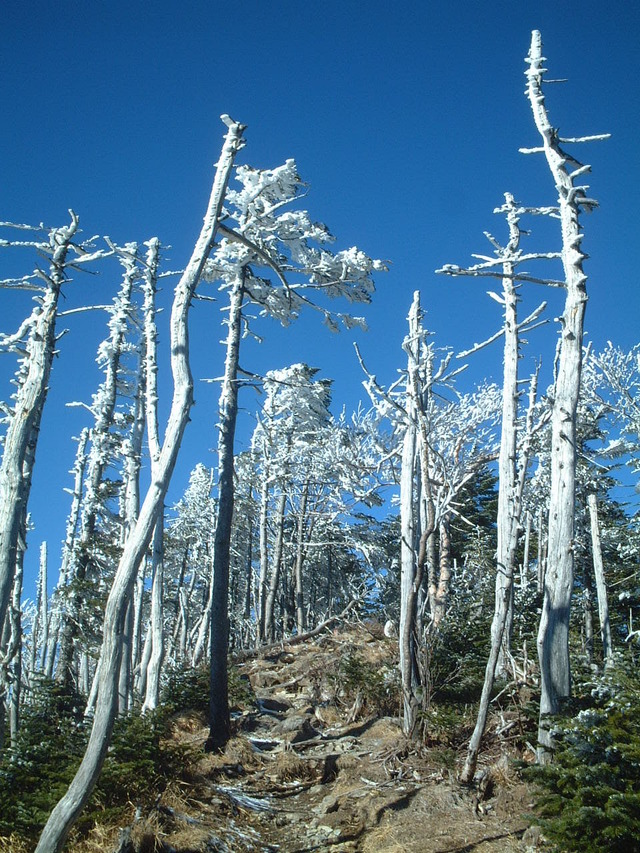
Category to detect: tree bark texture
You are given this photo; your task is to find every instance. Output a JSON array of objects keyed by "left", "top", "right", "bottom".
[{"left": 526, "top": 31, "right": 596, "bottom": 760}]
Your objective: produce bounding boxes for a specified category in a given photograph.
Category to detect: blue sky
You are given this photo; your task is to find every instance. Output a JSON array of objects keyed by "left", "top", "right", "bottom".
[{"left": 1, "top": 1, "right": 638, "bottom": 597}]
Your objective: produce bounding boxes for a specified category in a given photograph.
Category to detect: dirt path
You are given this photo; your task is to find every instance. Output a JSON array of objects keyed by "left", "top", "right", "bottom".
[{"left": 117, "top": 627, "right": 540, "bottom": 853}]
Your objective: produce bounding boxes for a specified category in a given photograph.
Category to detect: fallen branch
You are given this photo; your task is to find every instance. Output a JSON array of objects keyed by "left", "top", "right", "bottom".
[{"left": 234, "top": 600, "right": 360, "bottom": 661}]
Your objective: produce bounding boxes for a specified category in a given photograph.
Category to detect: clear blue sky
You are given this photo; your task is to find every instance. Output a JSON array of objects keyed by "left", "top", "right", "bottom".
[{"left": 1, "top": 1, "right": 638, "bottom": 598}]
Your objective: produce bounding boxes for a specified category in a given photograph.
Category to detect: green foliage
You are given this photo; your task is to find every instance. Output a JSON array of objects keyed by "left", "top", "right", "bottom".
[
  {"left": 0, "top": 679, "right": 192, "bottom": 843},
  {"left": 162, "top": 662, "right": 254, "bottom": 717},
  {"left": 0, "top": 679, "right": 87, "bottom": 838},
  {"left": 85, "top": 709, "right": 189, "bottom": 830},
  {"left": 337, "top": 651, "right": 399, "bottom": 715},
  {"left": 162, "top": 662, "right": 210, "bottom": 716},
  {"left": 527, "top": 659, "right": 640, "bottom": 852},
  {"left": 426, "top": 586, "right": 493, "bottom": 706}
]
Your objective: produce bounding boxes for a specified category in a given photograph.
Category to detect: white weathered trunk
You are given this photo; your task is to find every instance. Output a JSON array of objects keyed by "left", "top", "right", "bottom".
[
  {"left": 35, "top": 117, "right": 245, "bottom": 853},
  {"left": 526, "top": 30, "right": 596, "bottom": 760},
  {"left": 45, "top": 428, "right": 89, "bottom": 679},
  {"left": 461, "top": 245, "right": 521, "bottom": 782},
  {"left": 140, "top": 237, "right": 166, "bottom": 713},
  {"left": 8, "top": 544, "right": 24, "bottom": 747},
  {"left": 399, "top": 292, "right": 421, "bottom": 736},
  {"left": 0, "top": 215, "right": 78, "bottom": 648},
  {"left": 192, "top": 545, "right": 215, "bottom": 666},
  {"left": 141, "top": 517, "right": 165, "bottom": 712},
  {"left": 587, "top": 493, "right": 613, "bottom": 668},
  {"left": 30, "top": 541, "right": 49, "bottom": 676},
  {"left": 57, "top": 252, "right": 138, "bottom": 685},
  {"left": 521, "top": 512, "right": 532, "bottom": 592}
]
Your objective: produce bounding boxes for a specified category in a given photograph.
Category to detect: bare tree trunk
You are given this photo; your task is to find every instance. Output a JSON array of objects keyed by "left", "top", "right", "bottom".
[
  {"left": 257, "top": 471, "right": 270, "bottom": 644},
  {"left": 399, "top": 367, "right": 418, "bottom": 735},
  {"left": 399, "top": 292, "right": 436, "bottom": 736},
  {"left": 117, "top": 602, "right": 134, "bottom": 715},
  {"left": 45, "top": 429, "right": 89, "bottom": 679},
  {"left": 29, "top": 541, "right": 49, "bottom": 677},
  {"left": 206, "top": 269, "right": 245, "bottom": 752},
  {"left": 521, "top": 511, "right": 532, "bottom": 592},
  {"left": 139, "top": 236, "right": 167, "bottom": 712},
  {"left": 525, "top": 31, "right": 606, "bottom": 761},
  {"left": 461, "top": 243, "right": 521, "bottom": 780},
  {"left": 294, "top": 482, "right": 309, "bottom": 635},
  {"left": 264, "top": 491, "right": 287, "bottom": 646},
  {"left": 57, "top": 248, "right": 139, "bottom": 687},
  {"left": 587, "top": 493, "right": 613, "bottom": 668},
  {"left": 583, "top": 565, "right": 594, "bottom": 665},
  {"left": 141, "top": 517, "right": 165, "bottom": 712},
  {"left": 35, "top": 117, "right": 245, "bottom": 853},
  {"left": 432, "top": 519, "right": 452, "bottom": 631},
  {"left": 0, "top": 215, "right": 79, "bottom": 649},
  {"left": 8, "top": 542, "right": 24, "bottom": 747},
  {"left": 192, "top": 545, "right": 215, "bottom": 666}
]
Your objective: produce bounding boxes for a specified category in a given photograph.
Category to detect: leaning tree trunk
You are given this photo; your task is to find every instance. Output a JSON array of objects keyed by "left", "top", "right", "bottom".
[
  {"left": 461, "top": 234, "right": 523, "bottom": 782},
  {"left": 525, "top": 31, "right": 607, "bottom": 761},
  {"left": 35, "top": 117, "right": 245, "bottom": 853},
  {"left": 0, "top": 215, "right": 78, "bottom": 648}
]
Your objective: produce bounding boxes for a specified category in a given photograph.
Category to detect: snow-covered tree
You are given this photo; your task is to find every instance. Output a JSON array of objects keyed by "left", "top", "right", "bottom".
[
  {"left": 203, "top": 159, "right": 384, "bottom": 751},
  {"left": 55, "top": 243, "right": 141, "bottom": 690},
  {"left": 438, "top": 193, "right": 548, "bottom": 781},
  {"left": 361, "top": 291, "right": 500, "bottom": 735}
]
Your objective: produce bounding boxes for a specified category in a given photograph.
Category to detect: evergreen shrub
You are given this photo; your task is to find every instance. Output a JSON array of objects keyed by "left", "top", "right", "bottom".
[
  {"left": 527, "top": 659, "right": 640, "bottom": 852},
  {"left": 337, "top": 651, "right": 399, "bottom": 715},
  {"left": 0, "top": 679, "right": 87, "bottom": 838},
  {"left": 161, "top": 661, "right": 254, "bottom": 718}
]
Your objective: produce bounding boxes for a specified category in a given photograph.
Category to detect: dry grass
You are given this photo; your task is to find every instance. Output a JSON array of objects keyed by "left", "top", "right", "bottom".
[
  {"left": 66, "top": 819, "right": 123, "bottom": 853},
  {"left": 271, "top": 749, "right": 317, "bottom": 783},
  {"left": 0, "top": 834, "right": 31, "bottom": 853}
]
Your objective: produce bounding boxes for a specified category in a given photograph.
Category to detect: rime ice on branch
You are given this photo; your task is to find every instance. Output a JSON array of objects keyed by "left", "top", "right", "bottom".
[{"left": 203, "top": 156, "right": 385, "bottom": 752}]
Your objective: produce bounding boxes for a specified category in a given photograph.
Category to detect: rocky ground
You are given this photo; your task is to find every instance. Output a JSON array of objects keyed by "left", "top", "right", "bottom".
[{"left": 111, "top": 623, "right": 543, "bottom": 853}]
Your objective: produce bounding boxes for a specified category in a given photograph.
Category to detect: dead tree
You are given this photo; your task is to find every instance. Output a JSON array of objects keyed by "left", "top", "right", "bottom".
[
  {"left": 204, "top": 159, "right": 383, "bottom": 752},
  {"left": 0, "top": 216, "right": 106, "bottom": 657},
  {"left": 35, "top": 116, "right": 245, "bottom": 853},
  {"left": 586, "top": 493, "right": 613, "bottom": 668},
  {"left": 522, "top": 30, "right": 609, "bottom": 761},
  {"left": 438, "top": 194, "right": 548, "bottom": 782}
]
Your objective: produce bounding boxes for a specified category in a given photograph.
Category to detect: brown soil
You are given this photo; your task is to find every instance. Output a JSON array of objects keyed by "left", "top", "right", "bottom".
[{"left": 82, "top": 624, "right": 543, "bottom": 853}]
